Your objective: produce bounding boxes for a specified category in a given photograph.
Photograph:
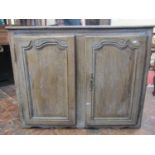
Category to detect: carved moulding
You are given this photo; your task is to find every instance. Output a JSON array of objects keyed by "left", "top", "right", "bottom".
[
  {"left": 92, "top": 39, "right": 140, "bottom": 50},
  {"left": 22, "top": 38, "right": 68, "bottom": 50}
]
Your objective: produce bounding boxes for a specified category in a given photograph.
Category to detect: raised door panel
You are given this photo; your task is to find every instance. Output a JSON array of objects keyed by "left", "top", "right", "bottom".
[
  {"left": 85, "top": 34, "right": 147, "bottom": 127},
  {"left": 14, "top": 36, "right": 75, "bottom": 127}
]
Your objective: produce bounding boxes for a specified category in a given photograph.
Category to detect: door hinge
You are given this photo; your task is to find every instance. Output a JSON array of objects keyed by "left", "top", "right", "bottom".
[{"left": 90, "top": 73, "right": 94, "bottom": 91}]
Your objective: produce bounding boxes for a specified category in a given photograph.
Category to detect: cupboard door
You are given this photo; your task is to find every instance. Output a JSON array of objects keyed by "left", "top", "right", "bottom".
[
  {"left": 85, "top": 34, "right": 147, "bottom": 127},
  {"left": 14, "top": 36, "right": 75, "bottom": 127}
]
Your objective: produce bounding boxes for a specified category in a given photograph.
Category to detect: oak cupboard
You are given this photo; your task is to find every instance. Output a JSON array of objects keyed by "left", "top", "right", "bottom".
[{"left": 7, "top": 26, "right": 153, "bottom": 128}]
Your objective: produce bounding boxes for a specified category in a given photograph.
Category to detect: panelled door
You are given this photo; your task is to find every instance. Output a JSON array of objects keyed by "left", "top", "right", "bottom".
[
  {"left": 85, "top": 33, "right": 147, "bottom": 127},
  {"left": 14, "top": 35, "right": 76, "bottom": 127}
]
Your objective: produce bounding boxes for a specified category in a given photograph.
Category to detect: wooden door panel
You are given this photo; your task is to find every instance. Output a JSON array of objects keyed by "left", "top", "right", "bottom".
[
  {"left": 26, "top": 43, "right": 68, "bottom": 118},
  {"left": 15, "top": 36, "right": 75, "bottom": 127},
  {"left": 94, "top": 46, "right": 134, "bottom": 118},
  {"left": 85, "top": 34, "right": 147, "bottom": 126}
]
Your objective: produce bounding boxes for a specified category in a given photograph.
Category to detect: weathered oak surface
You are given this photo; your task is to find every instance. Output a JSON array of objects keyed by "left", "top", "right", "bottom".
[{"left": 7, "top": 26, "right": 153, "bottom": 128}]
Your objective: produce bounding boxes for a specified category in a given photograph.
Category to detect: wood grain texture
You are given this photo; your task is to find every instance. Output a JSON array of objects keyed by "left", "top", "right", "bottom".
[
  {"left": 85, "top": 34, "right": 148, "bottom": 127},
  {"left": 7, "top": 27, "right": 153, "bottom": 128},
  {"left": 14, "top": 35, "right": 76, "bottom": 127},
  {"left": 76, "top": 35, "right": 87, "bottom": 128}
]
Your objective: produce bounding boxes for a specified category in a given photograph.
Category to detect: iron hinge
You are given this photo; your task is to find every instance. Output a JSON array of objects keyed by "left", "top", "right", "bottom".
[{"left": 90, "top": 73, "right": 94, "bottom": 91}]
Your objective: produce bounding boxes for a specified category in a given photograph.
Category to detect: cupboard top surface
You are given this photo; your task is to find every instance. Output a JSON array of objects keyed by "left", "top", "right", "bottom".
[{"left": 6, "top": 26, "right": 154, "bottom": 30}]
